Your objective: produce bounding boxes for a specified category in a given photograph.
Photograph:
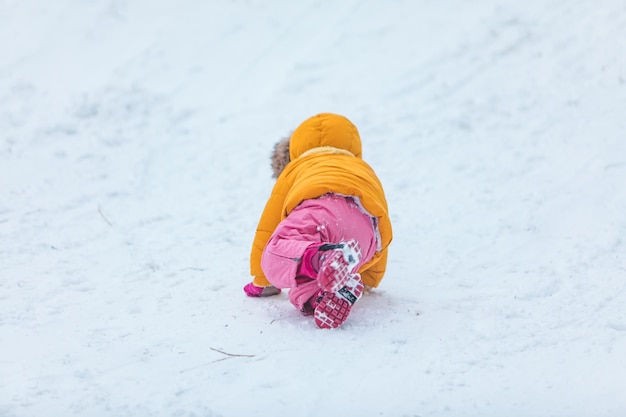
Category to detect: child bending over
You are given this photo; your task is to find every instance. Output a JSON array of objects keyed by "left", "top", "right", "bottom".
[{"left": 244, "top": 113, "right": 392, "bottom": 329}]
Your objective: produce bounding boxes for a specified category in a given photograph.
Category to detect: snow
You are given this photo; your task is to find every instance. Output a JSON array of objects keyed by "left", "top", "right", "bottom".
[{"left": 1, "top": 0, "right": 625, "bottom": 416}]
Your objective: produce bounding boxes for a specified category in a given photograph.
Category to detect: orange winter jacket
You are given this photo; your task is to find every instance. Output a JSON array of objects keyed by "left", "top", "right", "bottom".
[{"left": 250, "top": 113, "right": 392, "bottom": 289}]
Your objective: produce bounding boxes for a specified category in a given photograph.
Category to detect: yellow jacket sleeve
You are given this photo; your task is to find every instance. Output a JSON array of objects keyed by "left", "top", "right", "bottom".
[{"left": 250, "top": 185, "right": 287, "bottom": 287}]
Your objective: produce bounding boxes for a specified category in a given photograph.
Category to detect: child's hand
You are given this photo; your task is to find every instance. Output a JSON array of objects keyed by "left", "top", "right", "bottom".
[{"left": 243, "top": 282, "right": 281, "bottom": 297}]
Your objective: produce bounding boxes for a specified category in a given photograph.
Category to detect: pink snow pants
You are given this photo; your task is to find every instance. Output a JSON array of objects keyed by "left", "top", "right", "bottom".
[{"left": 261, "top": 193, "right": 378, "bottom": 310}]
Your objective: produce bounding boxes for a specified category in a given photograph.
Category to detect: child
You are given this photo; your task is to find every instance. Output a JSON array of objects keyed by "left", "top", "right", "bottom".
[{"left": 243, "top": 113, "right": 392, "bottom": 329}]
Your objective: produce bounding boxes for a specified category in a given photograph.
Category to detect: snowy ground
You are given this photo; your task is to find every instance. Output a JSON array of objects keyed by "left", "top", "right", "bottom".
[{"left": 1, "top": 1, "right": 626, "bottom": 416}]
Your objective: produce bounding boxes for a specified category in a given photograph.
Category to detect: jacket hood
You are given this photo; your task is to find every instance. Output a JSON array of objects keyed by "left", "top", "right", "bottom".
[{"left": 289, "top": 113, "right": 362, "bottom": 161}]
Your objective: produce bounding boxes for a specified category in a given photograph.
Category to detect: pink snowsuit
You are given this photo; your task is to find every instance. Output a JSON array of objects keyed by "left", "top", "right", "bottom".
[{"left": 261, "top": 193, "right": 379, "bottom": 310}]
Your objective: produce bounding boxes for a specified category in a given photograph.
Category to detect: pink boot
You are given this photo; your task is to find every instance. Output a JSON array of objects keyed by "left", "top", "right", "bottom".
[{"left": 314, "top": 273, "right": 364, "bottom": 329}]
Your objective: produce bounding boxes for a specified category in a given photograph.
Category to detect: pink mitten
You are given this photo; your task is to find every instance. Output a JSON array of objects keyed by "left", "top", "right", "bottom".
[
  {"left": 297, "top": 243, "right": 326, "bottom": 279},
  {"left": 243, "top": 282, "right": 281, "bottom": 297}
]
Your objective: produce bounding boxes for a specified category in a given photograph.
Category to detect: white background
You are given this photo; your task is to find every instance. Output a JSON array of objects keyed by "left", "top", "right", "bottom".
[{"left": 1, "top": 1, "right": 625, "bottom": 416}]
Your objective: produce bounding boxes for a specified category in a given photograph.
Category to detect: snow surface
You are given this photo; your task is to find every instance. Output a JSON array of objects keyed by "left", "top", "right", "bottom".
[{"left": 1, "top": 1, "right": 626, "bottom": 416}]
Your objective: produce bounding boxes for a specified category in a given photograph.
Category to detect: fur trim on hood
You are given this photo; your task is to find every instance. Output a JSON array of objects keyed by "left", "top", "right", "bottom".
[{"left": 271, "top": 136, "right": 290, "bottom": 178}]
